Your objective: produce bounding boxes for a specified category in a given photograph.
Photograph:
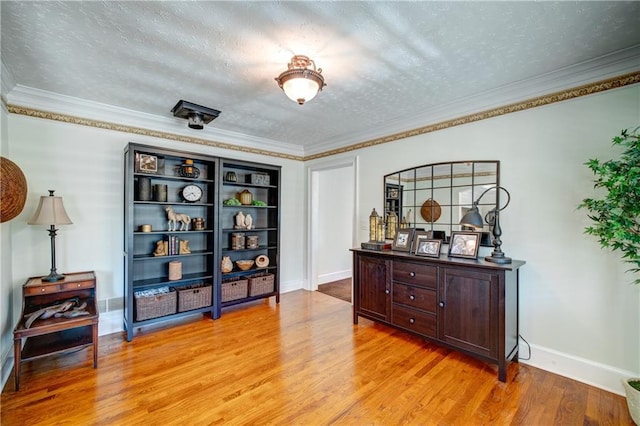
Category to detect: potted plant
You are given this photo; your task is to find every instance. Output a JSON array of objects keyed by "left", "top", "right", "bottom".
[{"left": 579, "top": 127, "right": 640, "bottom": 424}]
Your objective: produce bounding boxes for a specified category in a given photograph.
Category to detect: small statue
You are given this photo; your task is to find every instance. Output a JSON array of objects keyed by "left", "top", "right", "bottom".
[
  {"left": 153, "top": 240, "right": 167, "bottom": 256},
  {"left": 179, "top": 240, "right": 191, "bottom": 254},
  {"left": 235, "top": 211, "right": 246, "bottom": 229},
  {"left": 221, "top": 256, "right": 233, "bottom": 273},
  {"left": 166, "top": 206, "right": 191, "bottom": 231},
  {"left": 244, "top": 213, "right": 253, "bottom": 230}
]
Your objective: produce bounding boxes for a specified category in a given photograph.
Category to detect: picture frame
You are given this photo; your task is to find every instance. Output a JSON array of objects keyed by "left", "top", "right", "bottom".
[
  {"left": 447, "top": 231, "right": 481, "bottom": 259},
  {"left": 387, "top": 186, "right": 399, "bottom": 199},
  {"left": 136, "top": 153, "right": 158, "bottom": 174},
  {"left": 250, "top": 173, "right": 270, "bottom": 186},
  {"left": 392, "top": 228, "right": 413, "bottom": 252},
  {"left": 413, "top": 235, "right": 442, "bottom": 258},
  {"left": 410, "top": 230, "right": 429, "bottom": 253}
]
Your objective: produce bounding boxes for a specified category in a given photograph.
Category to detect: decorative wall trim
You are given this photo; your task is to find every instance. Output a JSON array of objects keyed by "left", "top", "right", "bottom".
[
  {"left": 6, "top": 71, "right": 640, "bottom": 162},
  {"left": 304, "top": 71, "right": 640, "bottom": 161},
  {"left": 5, "top": 104, "right": 305, "bottom": 162}
]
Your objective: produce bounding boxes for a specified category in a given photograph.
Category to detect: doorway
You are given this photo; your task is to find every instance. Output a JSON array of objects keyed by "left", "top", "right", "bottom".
[{"left": 307, "top": 158, "right": 358, "bottom": 297}]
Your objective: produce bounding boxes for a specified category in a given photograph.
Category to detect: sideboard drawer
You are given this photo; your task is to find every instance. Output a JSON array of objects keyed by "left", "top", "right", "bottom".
[
  {"left": 392, "top": 261, "right": 437, "bottom": 288},
  {"left": 391, "top": 305, "right": 436, "bottom": 338},
  {"left": 61, "top": 280, "right": 95, "bottom": 291},
  {"left": 392, "top": 283, "right": 437, "bottom": 313},
  {"left": 24, "top": 284, "right": 62, "bottom": 296}
]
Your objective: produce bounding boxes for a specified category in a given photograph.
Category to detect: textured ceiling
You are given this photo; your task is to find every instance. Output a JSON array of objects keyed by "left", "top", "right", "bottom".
[{"left": 2, "top": 1, "right": 640, "bottom": 157}]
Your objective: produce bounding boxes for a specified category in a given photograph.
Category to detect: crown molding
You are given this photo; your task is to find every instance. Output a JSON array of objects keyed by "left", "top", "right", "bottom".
[
  {"left": 305, "top": 45, "right": 640, "bottom": 157},
  {"left": 1, "top": 57, "right": 16, "bottom": 102},
  {"left": 305, "top": 71, "right": 640, "bottom": 161},
  {"left": 6, "top": 85, "right": 305, "bottom": 160}
]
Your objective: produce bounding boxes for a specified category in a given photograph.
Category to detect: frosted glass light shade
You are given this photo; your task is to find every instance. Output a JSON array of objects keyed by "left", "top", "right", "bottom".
[
  {"left": 282, "top": 76, "right": 321, "bottom": 104},
  {"left": 275, "top": 55, "right": 326, "bottom": 105}
]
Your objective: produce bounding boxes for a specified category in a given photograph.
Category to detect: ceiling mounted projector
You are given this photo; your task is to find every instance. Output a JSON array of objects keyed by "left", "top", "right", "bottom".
[{"left": 171, "top": 100, "right": 221, "bottom": 130}]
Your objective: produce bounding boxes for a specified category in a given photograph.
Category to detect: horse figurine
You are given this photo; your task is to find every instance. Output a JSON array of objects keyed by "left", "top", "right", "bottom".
[{"left": 165, "top": 206, "right": 191, "bottom": 231}]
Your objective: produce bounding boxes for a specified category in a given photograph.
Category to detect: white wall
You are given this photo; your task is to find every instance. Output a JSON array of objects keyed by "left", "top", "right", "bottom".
[
  {"left": 1, "top": 115, "right": 306, "bottom": 380},
  {"left": 307, "top": 84, "right": 640, "bottom": 394}
]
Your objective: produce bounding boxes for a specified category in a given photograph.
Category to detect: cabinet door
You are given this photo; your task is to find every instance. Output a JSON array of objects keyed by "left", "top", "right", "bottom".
[
  {"left": 439, "top": 267, "right": 498, "bottom": 359},
  {"left": 355, "top": 254, "right": 390, "bottom": 322}
]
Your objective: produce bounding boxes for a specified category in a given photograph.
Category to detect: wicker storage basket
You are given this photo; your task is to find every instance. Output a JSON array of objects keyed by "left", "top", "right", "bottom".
[
  {"left": 135, "top": 290, "right": 176, "bottom": 321},
  {"left": 176, "top": 283, "right": 212, "bottom": 312},
  {"left": 221, "top": 279, "right": 248, "bottom": 302},
  {"left": 248, "top": 273, "right": 275, "bottom": 296}
]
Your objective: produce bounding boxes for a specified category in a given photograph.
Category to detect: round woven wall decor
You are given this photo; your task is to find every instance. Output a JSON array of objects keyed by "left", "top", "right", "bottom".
[
  {"left": 420, "top": 199, "right": 442, "bottom": 223},
  {"left": 1, "top": 156, "right": 28, "bottom": 223}
]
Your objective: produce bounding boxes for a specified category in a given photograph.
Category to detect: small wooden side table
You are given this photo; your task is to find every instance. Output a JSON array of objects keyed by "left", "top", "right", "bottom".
[{"left": 13, "top": 271, "right": 98, "bottom": 390}]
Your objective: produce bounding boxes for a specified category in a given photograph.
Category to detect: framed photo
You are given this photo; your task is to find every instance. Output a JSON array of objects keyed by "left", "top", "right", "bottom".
[
  {"left": 414, "top": 236, "right": 442, "bottom": 258},
  {"left": 387, "top": 185, "right": 400, "bottom": 199},
  {"left": 392, "top": 228, "right": 413, "bottom": 252},
  {"left": 448, "top": 231, "right": 481, "bottom": 259},
  {"left": 250, "top": 173, "right": 270, "bottom": 186},
  {"left": 411, "top": 230, "right": 428, "bottom": 252},
  {"left": 136, "top": 153, "right": 158, "bottom": 174}
]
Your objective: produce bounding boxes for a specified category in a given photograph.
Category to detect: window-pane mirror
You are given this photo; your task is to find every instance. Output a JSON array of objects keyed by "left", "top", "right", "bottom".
[{"left": 384, "top": 161, "right": 500, "bottom": 246}]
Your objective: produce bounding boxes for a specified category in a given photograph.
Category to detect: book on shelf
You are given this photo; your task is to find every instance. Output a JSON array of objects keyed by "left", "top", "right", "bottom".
[{"left": 165, "top": 235, "right": 180, "bottom": 255}]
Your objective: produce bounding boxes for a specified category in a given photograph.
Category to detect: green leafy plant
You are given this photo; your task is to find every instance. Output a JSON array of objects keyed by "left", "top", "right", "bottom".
[
  {"left": 579, "top": 128, "right": 640, "bottom": 284},
  {"left": 631, "top": 380, "right": 640, "bottom": 392}
]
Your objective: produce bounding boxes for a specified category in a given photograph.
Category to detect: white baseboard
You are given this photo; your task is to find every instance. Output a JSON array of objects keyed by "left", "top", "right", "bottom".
[
  {"left": 520, "top": 342, "right": 638, "bottom": 396},
  {"left": 99, "top": 309, "right": 124, "bottom": 336},
  {"left": 280, "top": 279, "right": 304, "bottom": 294},
  {"left": 318, "top": 270, "right": 351, "bottom": 285}
]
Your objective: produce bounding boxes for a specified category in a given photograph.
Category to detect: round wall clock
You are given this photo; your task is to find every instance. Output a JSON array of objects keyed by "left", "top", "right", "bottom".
[{"left": 181, "top": 184, "right": 203, "bottom": 203}]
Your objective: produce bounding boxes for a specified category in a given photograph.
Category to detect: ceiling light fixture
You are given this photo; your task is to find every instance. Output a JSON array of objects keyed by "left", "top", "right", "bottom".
[
  {"left": 275, "top": 55, "right": 326, "bottom": 105},
  {"left": 171, "top": 100, "right": 221, "bottom": 130}
]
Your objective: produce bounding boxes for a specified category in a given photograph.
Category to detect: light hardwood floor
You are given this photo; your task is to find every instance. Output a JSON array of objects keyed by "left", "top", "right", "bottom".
[{"left": 1, "top": 290, "right": 633, "bottom": 425}]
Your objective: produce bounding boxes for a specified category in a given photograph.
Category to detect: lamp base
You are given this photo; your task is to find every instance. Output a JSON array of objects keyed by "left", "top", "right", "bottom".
[
  {"left": 41, "top": 272, "right": 65, "bottom": 282},
  {"left": 485, "top": 254, "right": 512, "bottom": 264}
]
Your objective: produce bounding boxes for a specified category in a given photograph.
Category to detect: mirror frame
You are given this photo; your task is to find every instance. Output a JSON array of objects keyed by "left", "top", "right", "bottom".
[{"left": 383, "top": 160, "right": 500, "bottom": 246}]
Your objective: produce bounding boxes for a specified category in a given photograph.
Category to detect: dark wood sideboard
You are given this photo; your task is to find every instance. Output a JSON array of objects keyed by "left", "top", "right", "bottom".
[{"left": 351, "top": 248, "right": 525, "bottom": 382}]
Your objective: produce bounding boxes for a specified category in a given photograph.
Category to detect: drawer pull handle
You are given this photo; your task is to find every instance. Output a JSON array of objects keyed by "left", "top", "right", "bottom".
[
  {"left": 409, "top": 272, "right": 415, "bottom": 277},
  {"left": 409, "top": 318, "right": 415, "bottom": 324},
  {"left": 385, "top": 289, "right": 390, "bottom": 294},
  {"left": 77, "top": 284, "right": 81, "bottom": 287},
  {"left": 41, "top": 288, "right": 45, "bottom": 292},
  {"left": 439, "top": 301, "right": 445, "bottom": 308},
  {"left": 409, "top": 295, "right": 415, "bottom": 300}
]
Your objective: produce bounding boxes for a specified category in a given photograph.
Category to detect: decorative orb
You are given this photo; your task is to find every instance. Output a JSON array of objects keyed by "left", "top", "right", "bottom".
[
  {"left": 420, "top": 199, "right": 442, "bottom": 223},
  {"left": 1, "top": 157, "right": 27, "bottom": 223}
]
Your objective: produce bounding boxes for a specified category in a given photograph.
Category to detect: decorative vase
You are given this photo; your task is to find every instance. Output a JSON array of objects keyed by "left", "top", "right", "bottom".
[
  {"left": 231, "top": 233, "right": 245, "bottom": 250},
  {"left": 623, "top": 378, "right": 640, "bottom": 425},
  {"left": 168, "top": 261, "right": 182, "bottom": 281},
  {"left": 238, "top": 189, "right": 253, "bottom": 205},
  {"left": 221, "top": 256, "right": 233, "bottom": 273},
  {"left": 138, "top": 176, "right": 152, "bottom": 201},
  {"left": 154, "top": 184, "right": 167, "bottom": 202},
  {"left": 246, "top": 235, "right": 259, "bottom": 249}
]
